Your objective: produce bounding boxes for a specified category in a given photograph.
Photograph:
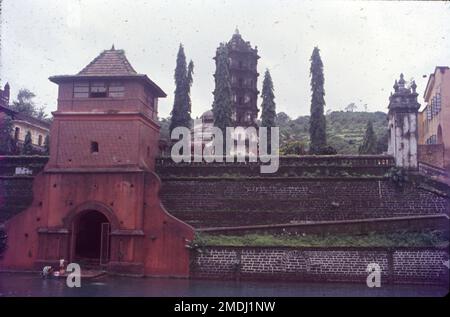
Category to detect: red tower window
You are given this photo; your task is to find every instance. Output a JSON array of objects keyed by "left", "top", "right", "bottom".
[{"left": 91, "top": 141, "right": 99, "bottom": 154}]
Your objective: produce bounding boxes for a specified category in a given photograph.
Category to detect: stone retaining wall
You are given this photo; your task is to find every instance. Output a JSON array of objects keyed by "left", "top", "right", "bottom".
[{"left": 191, "top": 246, "right": 450, "bottom": 285}]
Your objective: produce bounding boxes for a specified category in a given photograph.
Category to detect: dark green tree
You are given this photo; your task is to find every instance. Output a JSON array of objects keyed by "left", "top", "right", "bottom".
[
  {"left": 169, "top": 44, "right": 194, "bottom": 135},
  {"left": 261, "top": 69, "right": 276, "bottom": 127},
  {"left": 11, "top": 89, "right": 37, "bottom": 117},
  {"left": 0, "top": 115, "right": 14, "bottom": 154},
  {"left": 276, "top": 112, "right": 291, "bottom": 126},
  {"left": 260, "top": 69, "right": 277, "bottom": 151},
  {"left": 376, "top": 129, "right": 389, "bottom": 154},
  {"left": 359, "top": 121, "right": 377, "bottom": 154},
  {"left": 212, "top": 43, "right": 233, "bottom": 135},
  {"left": 44, "top": 134, "right": 50, "bottom": 155},
  {"left": 280, "top": 140, "right": 306, "bottom": 155},
  {"left": 309, "top": 46, "right": 327, "bottom": 154},
  {"left": 21, "top": 131, "right": 33, "bottom": 155},
  {"left": 36, "top": 105, "right": 49, "bottom": 121},
  {"left": 0, "top": 226, "right": 7, "bottom": 256},
  {"left": 10, "top": 88, "right": 50, "bottom": 121}
]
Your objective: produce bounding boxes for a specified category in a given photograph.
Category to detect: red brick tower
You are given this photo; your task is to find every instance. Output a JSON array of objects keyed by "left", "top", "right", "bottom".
[{"left": 0, "top": 47, "right": 194, "bottom": 277}]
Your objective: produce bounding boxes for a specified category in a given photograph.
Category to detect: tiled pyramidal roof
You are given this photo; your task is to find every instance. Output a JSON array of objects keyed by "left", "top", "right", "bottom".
[
  {"left": 78, "top": 47, "right": 138, "bottom": 76},
  {"left": 49, "top": 46, "right": 167, "bottom": 97}
]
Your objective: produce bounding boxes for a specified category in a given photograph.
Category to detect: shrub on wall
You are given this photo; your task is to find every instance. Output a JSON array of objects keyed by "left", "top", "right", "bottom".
[
  {"left": 0, "top": 227, "right": 7, "bottom": 256},
  {"left": 388, "top": 167, "right": 409, "bottom": 188}
]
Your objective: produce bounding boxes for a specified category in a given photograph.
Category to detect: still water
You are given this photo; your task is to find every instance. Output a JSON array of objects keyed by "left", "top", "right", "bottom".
[{"left": 0, "top": 273, "right": 448, "bottom": 297}]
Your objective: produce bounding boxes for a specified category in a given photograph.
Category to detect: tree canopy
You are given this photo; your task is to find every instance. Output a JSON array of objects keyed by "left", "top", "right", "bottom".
[
  {"left": 11, "top": 89, "right": 49, "bottom": 121},
  {"left": 169, "top": 44, "right": 194, "bottom": 135},
  {"left": 309, "top": 47, "right": 327, "bottom": 154},
  {"left": 21, "top": 131, "right": 33, "bottom": 155},
  {"left": 359, "top": 121, "right": 378, "bottom": 154},
  {"left": 212, "top": 43, "right": 233, "bottom": 134},
  {"left": 260, "top": 69, "right": 276, "bottom": 128}
]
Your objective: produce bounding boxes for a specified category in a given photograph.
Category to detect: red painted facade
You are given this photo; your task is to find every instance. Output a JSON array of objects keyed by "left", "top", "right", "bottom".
[{"left": 0, "top": 48, "right": 194, "bottom": 277}]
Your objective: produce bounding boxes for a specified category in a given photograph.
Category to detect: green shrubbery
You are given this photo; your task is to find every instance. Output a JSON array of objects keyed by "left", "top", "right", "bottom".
[
  {"left": 0, "top": 227, "right": 7, "bottom": 256},
  {"left": 196, "top": 230, "right": 448, "bottom": 248}
]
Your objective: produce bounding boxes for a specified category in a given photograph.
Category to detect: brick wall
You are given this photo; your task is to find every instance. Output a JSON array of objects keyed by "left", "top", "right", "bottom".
[
  {"left": 418, "top": 144, "right": 445, "bottom": 169},
  {"left": 0, "top": 177, "right": 34, "bottom": 222},
  {"left": 160, "top": 179, "right": 450, "bottom": 228},
  {"left": 0, "top": 156, "right": 48, "bottom": 223},
  {"left": 1, "top": 156, "right": 449, "bottom": 229},
  {"left": 156, "top": 155, "right": 395, "bottom": 178},
  {"left": 191, "top": 246, "right": 449, "bottom": 285}
]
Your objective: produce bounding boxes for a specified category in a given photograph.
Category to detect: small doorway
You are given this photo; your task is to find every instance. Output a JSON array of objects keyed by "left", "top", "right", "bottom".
[
  {"left": 437, "top": 125, "right": 443, "bottom": 145},
  {"left": 73, "top": 210, "right": 110, "bottom": 266}
]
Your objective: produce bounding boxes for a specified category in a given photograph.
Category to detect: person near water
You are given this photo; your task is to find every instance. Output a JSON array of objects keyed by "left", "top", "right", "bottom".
[
  {"left": 59, "top": 259, "right": 65, "bottom": 275},
  {"left": 41, "top": 266, "right": 54, "bottom": 278}
]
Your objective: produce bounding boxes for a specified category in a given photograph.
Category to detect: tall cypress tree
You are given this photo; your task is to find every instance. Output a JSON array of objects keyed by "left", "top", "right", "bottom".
[
  {"left": 22, "top": 131, "right": 33, "bottom": 155},
  {"left": 186, "top": 60, "right": 194, "bottom": 119},
  {"left": 260, "top": 69, "right": 276, "bottom": 150},
  {"left": 309, "top": 46, "right": 327, "bottom": 154},
  {"left": 169, "top": 44, "right": 194, "bottom": 135},
  {"left": 261, "top": 69, "right": 276, "bottom": 128},
  {"left": 212, "top": 43, "right": 233, "bottom": 134},
  {"left": 44, "top": 134, "right": 50, "bottom": 155},
  {"left": 359, "top": 121, "right": 377, "bottom": 154}
]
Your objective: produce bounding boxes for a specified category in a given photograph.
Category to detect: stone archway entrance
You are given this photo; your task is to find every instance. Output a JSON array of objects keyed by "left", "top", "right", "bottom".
[{"left": 73, "top": 210, "right": 110, "bottom": 265}]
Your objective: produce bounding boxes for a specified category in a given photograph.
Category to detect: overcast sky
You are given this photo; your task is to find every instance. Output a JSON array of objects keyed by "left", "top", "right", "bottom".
[{"left": 1, "top": 0, "right": 450, "bottom": 119}]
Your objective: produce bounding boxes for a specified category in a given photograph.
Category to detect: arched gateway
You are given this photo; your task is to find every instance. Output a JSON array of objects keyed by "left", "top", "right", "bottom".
[
  {"left": 73, "top": 210, "right": 110, "bottom": 264},
  {"left": 0, "top": 47, "right": 194, "bottom": 276}
]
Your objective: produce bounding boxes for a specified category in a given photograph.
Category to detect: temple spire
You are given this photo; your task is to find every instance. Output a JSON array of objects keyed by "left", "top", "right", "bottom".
[
  {"left": 398, "top": 73, "right": 406, "bottom": 88},
  {"left": 411, "top": 80, "right": 417, "bottom": 93}
]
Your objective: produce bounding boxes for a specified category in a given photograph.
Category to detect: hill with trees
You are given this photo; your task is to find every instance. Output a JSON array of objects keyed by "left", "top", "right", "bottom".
[{"left": 277, "top": 111, "right": 388, "bottom": 154}]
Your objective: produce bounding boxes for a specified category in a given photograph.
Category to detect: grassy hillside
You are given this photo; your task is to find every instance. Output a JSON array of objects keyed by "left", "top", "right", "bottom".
[
  {"left": 159, "top": 110, "right": 389, "bottom": 155},
  {"left": 277, "top": 111, "right": 388, "bottom": 154}
]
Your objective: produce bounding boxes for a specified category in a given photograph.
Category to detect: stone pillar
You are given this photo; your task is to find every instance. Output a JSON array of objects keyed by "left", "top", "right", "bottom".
[{"left": 387, "top": 74, "right": 420, "bottom": 169}]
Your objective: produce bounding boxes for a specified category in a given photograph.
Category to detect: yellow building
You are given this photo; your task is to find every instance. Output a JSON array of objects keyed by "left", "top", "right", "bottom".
[
  {"left": 0, "top": 104, "right": 50, "bottom": 153},
  {"left": 418, "top": 66, "right": 450, "bottom": 171}
]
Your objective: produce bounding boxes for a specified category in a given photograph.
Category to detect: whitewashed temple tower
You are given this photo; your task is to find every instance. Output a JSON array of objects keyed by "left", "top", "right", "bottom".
[{"left": 387, "top": 73, "right": 421, "bottom": 169}]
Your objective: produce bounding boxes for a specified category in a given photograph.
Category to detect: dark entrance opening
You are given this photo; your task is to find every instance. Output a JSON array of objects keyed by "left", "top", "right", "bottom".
[{"left": 74, "top": 210, "right": 110, "bottom": 262}]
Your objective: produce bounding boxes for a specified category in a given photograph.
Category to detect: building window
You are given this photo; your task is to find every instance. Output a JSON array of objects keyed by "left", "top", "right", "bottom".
[
  {"left": 435, "top": 93, "right": 441, "bottom": 114},
  {"left": 74, "top": 81, "right": 125, "bottom": 98},
  {"left": 14, "top": 127, "right": 20, "bottom": 140},
  {"left": 108, "top": 82, "right": 124, "bottom": 97},
  {"left": 91, "top": 141, "right": 99, "bottom": 154},
  {"left": 426, "top": 106, "right": 432, "bottom": 121},
  {"left": 74, "top": 82, "right": 89, "bottom": 98},
  {"left": 90, "top": 82, "right": 107, "bottom": 98},
  {"left": 427, "top": 135, "right": 437, "bottom": 145},
  {"left": 38, "top": 135, "right": 43, "bottom": 146}
]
